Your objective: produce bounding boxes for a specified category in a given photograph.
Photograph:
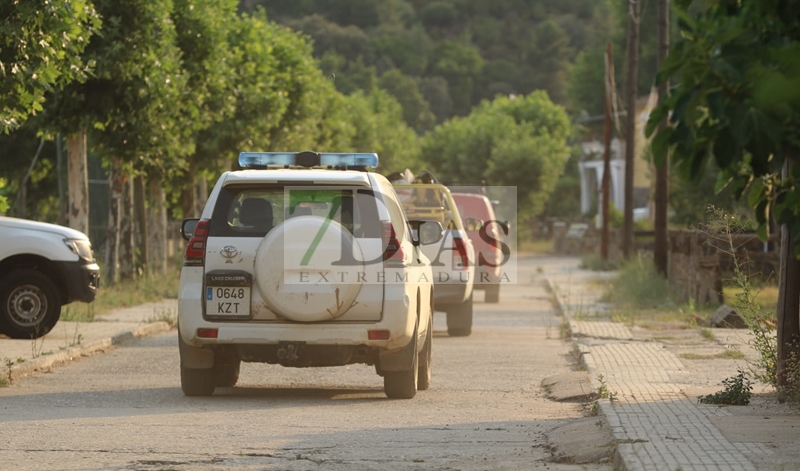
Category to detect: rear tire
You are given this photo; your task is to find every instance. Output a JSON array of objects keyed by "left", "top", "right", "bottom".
[
  {"left": 384, "top": 324, "right": 418, "bottom": 399},
  {"left": 446, "top": 293, "right": 473, "bottom": 337},
  {"left": 484, "top": 284, "right": 500, "bottom": 304},
  {"left": 181, "top": 366, "right": 215, "bottom": 396},
  {"left": 213, "top": 354, "right": 241, "bottom": 388},
  {"left": 0, "top": 269, "right": 62, "bottom": 339},
  {"left": 417, "top": 316, "right": 432, "bottom": 390}
]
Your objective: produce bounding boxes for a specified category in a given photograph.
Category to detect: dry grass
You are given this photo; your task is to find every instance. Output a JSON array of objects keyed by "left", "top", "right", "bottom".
[
  {"left": 723, "top": 284, "right": 779, "bottom": 313},
  {"left": 517, "top": 238, "right": 553, "bottom": 254},
  {"left": 62, "top": 262, "right": 180, "bottom": 322}
]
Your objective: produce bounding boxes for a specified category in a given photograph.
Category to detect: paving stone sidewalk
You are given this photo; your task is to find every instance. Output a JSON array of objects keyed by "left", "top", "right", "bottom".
[
  {"left": 545, "top": 257, "right": 766, "bottom": 471},
  {"left": 0, "top": 300, "right": 177, "bottom": 382}
]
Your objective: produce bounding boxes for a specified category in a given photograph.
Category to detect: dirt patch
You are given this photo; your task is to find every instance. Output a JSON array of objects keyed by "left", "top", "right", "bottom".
[{"left": 546, "top": 417, "right": 615, "bottom": 464}]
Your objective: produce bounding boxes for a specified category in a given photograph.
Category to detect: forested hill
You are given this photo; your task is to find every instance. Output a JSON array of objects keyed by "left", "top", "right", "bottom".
[{"left": 239, "top": 0, "right": 655, "bottom": 132}]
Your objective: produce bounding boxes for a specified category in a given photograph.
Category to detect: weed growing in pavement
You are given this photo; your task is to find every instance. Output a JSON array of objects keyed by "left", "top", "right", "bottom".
[
  {"left": 16, "top": 357, "right": 24, "bottom": 363},
  {"left": 698, "top": 370, "right": 752, "bottom": 405},
  {"left": 30, "top": 324, "right": 45, "bottom": 359},
  {"left": 1, "top": 357, "right": 12, "bottom": 387},
  {"left": 705, "top": 206, "right": 777, "bottom": 386},
  {"left": 700, "top": 329, "right": 715, "bottom": 341},
  {"left": 596, "top": 374, "right": 618, "bottom": 402}
]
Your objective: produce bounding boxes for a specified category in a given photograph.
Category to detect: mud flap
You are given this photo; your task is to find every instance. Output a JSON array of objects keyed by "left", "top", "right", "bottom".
[
  {"left": 179, "top": 333, "right": 214, "bottom": 369},
  {"left": 375, "top": 336, "right": 416, "bottom": 375}
]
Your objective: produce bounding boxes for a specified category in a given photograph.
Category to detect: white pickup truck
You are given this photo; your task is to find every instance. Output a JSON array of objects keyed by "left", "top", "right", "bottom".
[{"left": 0, "top": 217, "right": 100, "bottom": 338}]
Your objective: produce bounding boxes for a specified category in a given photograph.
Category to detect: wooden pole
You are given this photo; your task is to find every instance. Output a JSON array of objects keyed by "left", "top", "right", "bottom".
[
  {"left": 601, "top": 41, "right": 614, "bottom": 262},
  {"left": 654, "top": 0, "right": 670, "bottom": 276},
  {"left": 623, "top": 0, "right": 640, "bottom": 259}
]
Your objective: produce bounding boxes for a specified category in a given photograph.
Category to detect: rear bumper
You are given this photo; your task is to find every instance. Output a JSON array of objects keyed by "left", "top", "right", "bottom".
[{"left": 179, "top": 270, "right": 417, "bottom": 351}]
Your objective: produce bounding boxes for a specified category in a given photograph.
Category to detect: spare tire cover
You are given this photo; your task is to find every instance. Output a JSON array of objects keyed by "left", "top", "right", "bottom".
[{"left": 254, "top": 215, "right": 364, "bottom": 322}]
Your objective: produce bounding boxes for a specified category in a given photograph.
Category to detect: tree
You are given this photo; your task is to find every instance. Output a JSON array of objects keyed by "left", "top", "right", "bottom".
[
  {"left": 45, "top": 0, "right": 192, "bottom": 282},
  {"left": 646, "top": 0, "right": 800, "bottom": 385},
  {"left": 378, "top": 69, "right": 436, "bottom": 133},
  {"left": 0, "top": 0, "right": 100, "bottom": 134},
  {"left": 420, "top": 91, "right": 572, "bottom": 218}
]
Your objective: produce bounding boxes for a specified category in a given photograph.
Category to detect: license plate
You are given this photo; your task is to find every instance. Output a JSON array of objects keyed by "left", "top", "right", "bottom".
[{"left": 206, "top": 286, "right": 250, "bottom": 316}]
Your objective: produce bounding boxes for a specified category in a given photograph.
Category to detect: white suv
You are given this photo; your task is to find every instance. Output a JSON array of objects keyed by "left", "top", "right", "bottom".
[
  {"left": 178, "top": 152, "right": 437, "bottom": 399},
  {"left": 0, "top": 217, "right": 99, "bottom": 338}
]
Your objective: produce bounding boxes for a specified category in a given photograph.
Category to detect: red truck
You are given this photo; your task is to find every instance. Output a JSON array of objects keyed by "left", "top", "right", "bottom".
[{"left": 452, "top": 193, "right": 505, "bottom": 303}]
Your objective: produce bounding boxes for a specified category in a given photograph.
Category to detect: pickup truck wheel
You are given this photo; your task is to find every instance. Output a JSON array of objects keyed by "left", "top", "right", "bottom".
[
  {"left": 446, "top": 293, "right": 473, "bottom": 337},
  {"left": 485, "top": 284, "right": 500, "bottom": 303},
  {"left": 0, "top": 269, "right": 61, "bottom": 339},
  {"left": 384, "top": 326, "right": 418, "bottom": 399},
  {"left": 181, "top": 366, "right": 215, "bottom": 396},
  {"left": 417, "top": 316, "right": 432, "bottom": 390},
  {"left": 213, "top": 355, "right": 241, "bottom": 388}
]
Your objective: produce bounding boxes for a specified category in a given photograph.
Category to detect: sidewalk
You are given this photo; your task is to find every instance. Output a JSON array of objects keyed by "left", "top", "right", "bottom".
[
  {"left": 0, "top": 300, "right": 177, "bottom": 382},
  {"left": 543, "top": 256, "right": 794, "bottom": 471}
]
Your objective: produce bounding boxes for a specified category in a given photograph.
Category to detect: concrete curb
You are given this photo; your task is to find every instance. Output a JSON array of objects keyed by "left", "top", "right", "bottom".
[
  {"left": 545, "top": 276, "right": 629, "bottom": 470},
  {"left": 8, "top": 322, "right": 172, "bottom": 382}
]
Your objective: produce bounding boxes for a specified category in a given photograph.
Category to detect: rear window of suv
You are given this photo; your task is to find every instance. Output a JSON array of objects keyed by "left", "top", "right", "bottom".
[{"left": 209, "top": 185, "right": 382, "bottom": 238}]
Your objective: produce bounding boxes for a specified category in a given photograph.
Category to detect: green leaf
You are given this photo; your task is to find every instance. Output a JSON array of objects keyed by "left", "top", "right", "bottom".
[
  {"left": 747, "top": 178, "right": 765, "bottom": 208},
  {"left": 645, "top": 105, "right": 669, "bottom": 137},
  {"left": 651, "top": 127, "right": 674, "bottom": 168},
  {"left": 715, "top": 170, "right": 734, "bottom": 194}
]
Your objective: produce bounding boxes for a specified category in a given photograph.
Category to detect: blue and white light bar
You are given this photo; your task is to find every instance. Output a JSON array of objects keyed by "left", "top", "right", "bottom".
[{"left": 238, "top": 151, "right": 379, "bottom": 170}]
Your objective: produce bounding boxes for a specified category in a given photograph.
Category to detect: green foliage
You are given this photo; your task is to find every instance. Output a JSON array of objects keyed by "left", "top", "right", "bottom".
[
  {"left": 377, "top": 69, "right": 436, "bottom": 133},
  {"left": 419, "top": 91, "right": 572, "bottom": 218},
  {"left": 602, "top": 256, "right": 672, "bottom": 309},
  {"left": 646, "top": 1, "right": 800, "bottom": 247},
  {"left": 249, "top": 0, "right": 611, "bottom": 122},
  {"left": 698, "top": 370, "right": 753, "bottom": 406},
  {"left": 707, "top": 206, "right": 778, "bottom": 386},
  {"left": 0, "top": 0, "right": 101, "bottom": 133}
]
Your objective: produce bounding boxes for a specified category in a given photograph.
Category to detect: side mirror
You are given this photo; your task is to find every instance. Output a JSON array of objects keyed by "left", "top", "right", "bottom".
[
  {"left": 409, "top": 220, "right": 444, "bottom": 246},
  {"left": 181, "top": 218, "right": 200, "bottom": 241}
]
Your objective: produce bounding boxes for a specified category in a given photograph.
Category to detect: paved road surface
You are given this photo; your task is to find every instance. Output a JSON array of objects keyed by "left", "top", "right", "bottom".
[{"left": 0, "top": 257, "right": 606, "bottom": 471}]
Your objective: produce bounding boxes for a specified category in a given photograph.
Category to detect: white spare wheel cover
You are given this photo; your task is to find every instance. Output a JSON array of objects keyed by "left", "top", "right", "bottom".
[{"left": 255, "top": 215, "right": 364, "bottom": 322}]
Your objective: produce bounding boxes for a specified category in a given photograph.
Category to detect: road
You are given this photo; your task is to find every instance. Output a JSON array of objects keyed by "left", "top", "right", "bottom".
[{"left": 0, "top": 257, "right": 606, "bottom": 471}]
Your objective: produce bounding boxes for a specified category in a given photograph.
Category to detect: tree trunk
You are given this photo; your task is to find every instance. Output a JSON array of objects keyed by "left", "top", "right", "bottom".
[
  {"left": 653, "top": 0, "right": 670, "bottom": 276},
  {"left": 56, "top": 135, "right": 67, "bottom": 226},
  {"left": 119, "top": 174, "right": 135, "bottom": 280},
  {"left": 623, "top": 0, "right": 640, "bottom": 259},
  {"left": 134, "top": 176, "right": 149, "bottom": 275},
  {"left": 67, "top": 130, "right": 90, "bottom": 235},
  {"left": 777, "top": 161, "right": 800, "bottom": 387},
  {"left": 148, "top": 177, "right": 168, "bottom": 275},
  {"left": 105, "top": 157, "right": 124, "bottom": 285},
  {"left": 601, "top": 42, "right": 614, "bottom": 262},
  {"left": 196, "top": 177, "right": 208, "bottom": 216}
]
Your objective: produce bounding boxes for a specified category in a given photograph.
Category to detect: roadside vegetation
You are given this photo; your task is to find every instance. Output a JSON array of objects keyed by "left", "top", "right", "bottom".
[{"left": 62, "top": 259, "right": 181, "bottom": 321}]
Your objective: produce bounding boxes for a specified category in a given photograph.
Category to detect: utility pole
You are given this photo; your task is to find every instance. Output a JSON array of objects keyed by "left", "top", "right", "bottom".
[
  {"left": 623, "top": 0, "right": 640, "bottom": 259},
  {"left": 601, "top": 41, "right": 614, "bottom": 262},
  {"left": 654, "top": 0, "right": 670, "bottom": 276}
]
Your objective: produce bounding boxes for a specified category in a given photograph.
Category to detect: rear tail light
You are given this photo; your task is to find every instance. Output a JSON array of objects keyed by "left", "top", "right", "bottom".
[
  {"left": 382, "top": 221, "right": 405, "bottom": 263},
  {"left": 368, "top": 330, "right": 390, "bottom": 340},
  {"left": 453, "top": 236, "right": 469, "bottom": 270},
  {"left": 184, "top": 219, "right": 210, "bottom": 266},
  {"left": 197, "top": 328, "right": 218, "bottom": 339}
]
